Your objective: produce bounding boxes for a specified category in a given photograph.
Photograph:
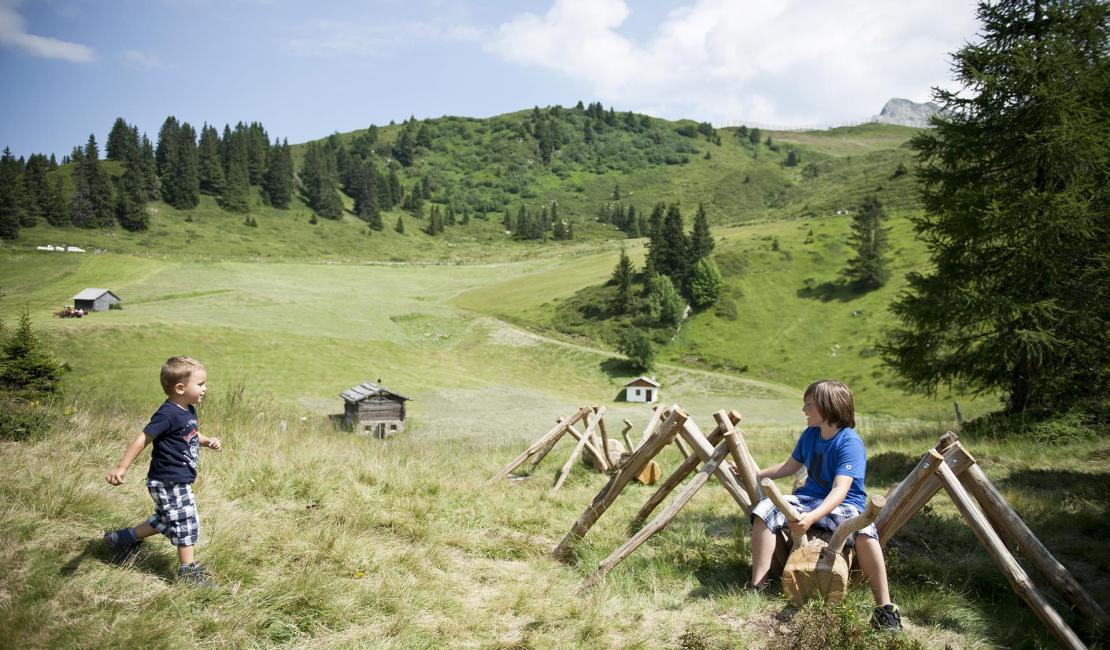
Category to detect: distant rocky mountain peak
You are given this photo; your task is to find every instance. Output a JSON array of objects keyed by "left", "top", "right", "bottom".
[{"left": 873, "top": 98, "right": 942, "bottom": 128}]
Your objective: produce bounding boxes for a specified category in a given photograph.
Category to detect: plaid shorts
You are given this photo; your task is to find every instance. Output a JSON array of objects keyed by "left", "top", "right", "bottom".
[
  {"left": 752, "top": 494, "right": 878, "bottom": 545},
  {"left": 145, "top": 480, "right": 201, "bottom": 547}
]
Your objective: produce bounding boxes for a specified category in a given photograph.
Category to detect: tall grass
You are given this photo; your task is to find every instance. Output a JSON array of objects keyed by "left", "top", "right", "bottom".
[{"left": 2, "top": 387, "right": 1105, "bottom": 648}]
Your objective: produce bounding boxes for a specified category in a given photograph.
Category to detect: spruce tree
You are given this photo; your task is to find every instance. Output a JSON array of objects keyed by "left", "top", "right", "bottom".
[
  {"left": 690, "top": 203, "right": 714, "bottom": 260},
  {"left": 262, "top": 139, "right": 294, "bottom": 209},
  {"left": 395, "top": 215, "right": 405, "bottom": 234},
  {"left": 82, "top": 135, "right": 115, "bottom": 227},
  {"left": 0, "top": 309, "right": 63, "bottom": 395},
  {"left": 611, "top": 248, "right": 634, "bottom": 314},
  {"left": 618, "top": 329, "right": 655, "bottom": 372},
  {"left": 842, "top": 195, "right": 890, "bottom": 290},
  {"left": 220, "top": 128, "right": 251, "bottom": 213},
  {"left": 139, "top": 135, "right": 159, "bottom": 201},
  {"left": 881, "top": 0, "right": 1110, "bottom": 414},
  {"left": 22, "top": 154, "right": 50, "bottom": 226},
  {"left": 0, "top": 147, "right": 26, "bottom": 237},
  {"left": 106, "top": 117, "right": 138, "bottom": 161},
  {"left": 196, "top": 124, "right": 225, "bottom": 195},
  {"left": 44, "top": 176, "right": 68, "bottom": 226}
]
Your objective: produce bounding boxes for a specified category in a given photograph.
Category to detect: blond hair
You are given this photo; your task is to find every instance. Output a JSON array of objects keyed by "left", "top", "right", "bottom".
[
  {"left": 160, "top": 356, "right": 204, "bottom": 395},
  {"left": 804, "top": 380, "right": 856, "bottom": 429}
]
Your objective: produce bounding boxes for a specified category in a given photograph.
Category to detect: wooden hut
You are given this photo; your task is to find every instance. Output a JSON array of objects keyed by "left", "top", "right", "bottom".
[
  {"left": 72, "top": 288, "right": 120, "bottom": 312},
  {"left": 339, "top": 380, "right": 411, "bottom": 438},
  {"left": 624, "top": 376, "right": 661, "bottom": 403}
]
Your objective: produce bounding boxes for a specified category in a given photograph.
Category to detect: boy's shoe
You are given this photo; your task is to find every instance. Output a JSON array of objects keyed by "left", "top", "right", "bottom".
[
  {"left": 871, "top": 604, "right": 903, "bottom": 633},
  {"left": 177, "top": 562, "right": 214, "bottom": 587},
  {"left": 743, "top": 577, "right": 777, "bottom": 595},
  {"left": 103, "top": 529, "right": 141, "bottom": 563}
]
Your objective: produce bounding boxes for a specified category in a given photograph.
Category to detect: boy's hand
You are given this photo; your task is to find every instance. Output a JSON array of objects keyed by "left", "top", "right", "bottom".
[
  {"left": 106, "top": 467, "right": 127, "bottom": 485},
  {"left": 203, "top": 437, "right": 222, "bottom": 450},
  {"left": 788, "top": 514, "right": 814, "bottom": 536}
]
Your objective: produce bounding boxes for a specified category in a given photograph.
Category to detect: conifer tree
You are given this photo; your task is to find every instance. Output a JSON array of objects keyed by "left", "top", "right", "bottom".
[
  {"left": 68, "top": 148, "right": 95, "bottom": 228},
  {"left": 611, "top": 248, "right": 634, "bottom": 314},
  {"left": 262, "top": 139, "right": 294, "bottom": 208},
  {"left": 882, "top": 0, "right": 1110, "bottom": 414},
  {"left": 690, "top": 203, "right": 714, "bottom": 260},
  {"left": 115, "top": 145, "right": 150, "bottom": 231},
  {"left": 246, "top": 121, "right": 269, "bottom": 185},
  {"left": 44, "top": 176, "right": 68, "bottom": 226},
  {"left": 220, "top": 134, "right": 251, "bottom": 214},
  {"left": 139, "top": 135, "right": 159, "bottom": 201},
  {"left": 106, "top": 117, "right": 138, "bottom": 161},
  {"left": 0, "top": 147, "right": 24, "bottom": 238},
  {"left": 0, "top": 309, "right": 63, "bottom": 396},
  {"left": 21, "top": 154, "right": 51, "bottom": 226},
  {"left": 196, "top": 124, "right": 225, "bottom": 195},
  {"left": 842, "top": 195, "right": 890, "bottom": 290},
  {"left": 395, "top": 215, "right": 405, "bottom": 234},
  {"left": 81, "top": 135, "right": 115, "bottom": 227}
]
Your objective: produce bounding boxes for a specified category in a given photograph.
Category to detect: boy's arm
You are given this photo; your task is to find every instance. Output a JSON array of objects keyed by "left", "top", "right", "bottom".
[
  {"left": 106, "top": 433, "right": 152, "bottom": 485},
  {"left": 198, "top": 434, "right": 221, "bottom": 450},
  {"left": 789, "top": 475, "right": 852, "bottom": 534},
  {"left": 758, "top": 456, "right": 803, "bottom": 481}
]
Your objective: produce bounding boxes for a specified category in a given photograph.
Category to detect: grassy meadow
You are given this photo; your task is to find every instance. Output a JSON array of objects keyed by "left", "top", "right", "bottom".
[{"left": 1, "top": 118, "right": 1107, "bottom": 649}]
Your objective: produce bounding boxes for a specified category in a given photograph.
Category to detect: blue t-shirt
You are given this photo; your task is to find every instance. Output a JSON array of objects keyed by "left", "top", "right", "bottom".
[
  {"left": 791, "top": 426, "right": 867, "bottom": 510},
  {"left": 144, "top": 401, "right": 200, "bottom": 484}
]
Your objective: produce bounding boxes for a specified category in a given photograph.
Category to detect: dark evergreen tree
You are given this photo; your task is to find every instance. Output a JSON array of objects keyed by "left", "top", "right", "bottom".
[
  {"left": 246, "top": 121, "right": 270, "bottom": 185},
  {"left": 647, "top": 203, "right": 691, "bottom": 294},
  {"left": 106, "top": 117, "right": 139, "bottom": 161},
  {"left": 690, "top": 203, "right": 714, "bottom": 260},
  {"left": 22, "top": 155, "right": 52, "bottom": 227},
  {"left": 0, "top": 310, "right": 63, "bottom": 396},
  {"left": 395, "top": 215, "right": 405, "bottom": 234},
  {"left": 138, "top": 135, "right": 159, "bottom": 201},
  {"left": 115, "top": 142, "right": 150, "bottom": 231},
  {"left": 0, "top": 147, "right": 23, "bottom": 238},
  {"left": 196, "top": 124, "right": 225, "bottom": 195},
  {"left": 392, "top": 128, "right": 415, "bottom": 167},
  {"left": 611, "top": 248, "right": 634, "bottom": 314},
  {"left": 842, "top": 195, "right": 891, "bottom": 290},
  {"left": 881, "top": 0, "right": 1110, "bottom": 414},
  {"left": 44, "top": 176, "right": 68, "bottom": 226},
  {"left": 68, "top": 148, "right": 95, "bottom": 228},
  {"left": 262, "top": 139, "right": 294, "bottom": 208},
  {"left": 81, "top": 135, "right": 115, "bottom": 227},
  {"left": 220, "top": 129, "right": 251, "bottom": 214}
]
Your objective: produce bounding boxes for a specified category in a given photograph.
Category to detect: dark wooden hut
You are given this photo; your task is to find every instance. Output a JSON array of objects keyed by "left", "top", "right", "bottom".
[
  {"left": 339, "top": 380, "right": 411, "bottom": 438},
  {"left": 72, "top": 288, "right": 121, "bottom": 312}
]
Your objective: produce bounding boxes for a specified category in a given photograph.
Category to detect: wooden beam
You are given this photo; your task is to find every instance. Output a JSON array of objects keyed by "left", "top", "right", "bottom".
[
  {"left": 960, "top": 463, "right": 1109, "bottom": 629},
  {"left": 673, "top": 436, "right": 691, "bottom": 459},
  {"left": 713, "top": 410, "right": 762, "bottom": 505},
  {"left": 529, "top": 416, "right": 566, "bottom": 470},
  {"left": 566, "top": 415, "right": 609, "bottom": 472},
  {"left": 638, "top": 406, "right": 665, "bottom": 448},
  {"left": 937, "top": 460, "right": 1087, "bottom": 650},
  {"left": 630, "top": 425, "right": 726, "bottom": 529},
  {"left": 761, "top": 478, "right": 807, "bottom": 547},
  {"left": 595, "top": 405, "right": 612, "bottom": 465},
  {"left": 876, "top": 440, "right": 974, "bottom": 545},
  {"left": 553, "top": 422, "right": 593, "bottom": 490},
  {"left": 553, "top": 408, "right": 688, "bottom": 561},
  {"left": 489, "top": 408, "right": 587, "bottom": 482},
  {"left": 679, "top": 418, "right": 753, "bottom": 514},
  {"left": 584, "top": 436, "right": 733, "bottom": 589},
  {"left": 620, "top": 419, "right": 634, "bottom": 451}
]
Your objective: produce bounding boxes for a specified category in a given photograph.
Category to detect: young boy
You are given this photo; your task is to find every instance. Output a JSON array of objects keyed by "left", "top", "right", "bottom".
[
  {"left": 104, "top": 356, "right": 221, "bottom": 585},
  {"left": 747, "top": 380, "right": 902, "bottom": 632}
]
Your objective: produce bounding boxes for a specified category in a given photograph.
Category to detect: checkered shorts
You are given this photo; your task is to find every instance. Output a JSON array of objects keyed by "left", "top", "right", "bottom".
[
  {"left": 751, "top": 493, "right": 878, "bottom": 545},
  {"left": 145, "top": 480, "right": 201, "bottom": 547}
]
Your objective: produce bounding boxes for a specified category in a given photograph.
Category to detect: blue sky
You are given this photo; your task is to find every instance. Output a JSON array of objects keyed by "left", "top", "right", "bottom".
[{"left": 0, "top": 0, "right": 979, "bottom": 158}]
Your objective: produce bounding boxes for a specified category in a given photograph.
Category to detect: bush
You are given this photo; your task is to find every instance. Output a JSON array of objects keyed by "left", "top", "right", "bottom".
[
  {"left": 0, "top": 394, "right": 59, "bottom": 441},
  {"left": 963, "top": 408, "right": 1103, "bottom": 444},
  {"left": 618, "top": 329, "right": 655, "bottom": 372}
]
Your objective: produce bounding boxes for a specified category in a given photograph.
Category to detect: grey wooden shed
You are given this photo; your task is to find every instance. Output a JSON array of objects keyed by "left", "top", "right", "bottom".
[
  {"left": 339, "top": 380, "right": 411, "bottom": 438},
  {"left": 72, "top": 288, "right": 121, "bottom": 312}
]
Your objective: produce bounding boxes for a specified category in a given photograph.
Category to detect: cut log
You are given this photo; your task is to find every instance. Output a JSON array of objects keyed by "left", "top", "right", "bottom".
[{"left": 760, "top": 478, "right": 807, "bottom": 547}]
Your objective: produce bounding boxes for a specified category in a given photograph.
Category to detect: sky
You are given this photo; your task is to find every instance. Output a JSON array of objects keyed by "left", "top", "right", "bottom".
[{"left": 0, "top": 0, "right": 981, "bottom": 159}]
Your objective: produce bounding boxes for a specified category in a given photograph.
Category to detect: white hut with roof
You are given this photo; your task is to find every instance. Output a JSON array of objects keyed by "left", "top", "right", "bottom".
[
  {"left": 340, "top": 380, "right": 411, "bottom": 438},
  {"left": 624, "top": 376, "right": 661, "bottom": 403}
]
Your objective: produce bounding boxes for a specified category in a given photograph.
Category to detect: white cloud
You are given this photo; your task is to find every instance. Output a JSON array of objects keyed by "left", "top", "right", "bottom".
[
  {"left": 0, "top": 0, "right": 95, "bottom": 62},
  {"left": 487, "top": 0, "right": 978, "bottom": 126},
  {"left": 124, "top": 50, "right": 174, "bottom": 70},
  {"left": 288, "top": 18, "right": 483, "bottom": 59}
]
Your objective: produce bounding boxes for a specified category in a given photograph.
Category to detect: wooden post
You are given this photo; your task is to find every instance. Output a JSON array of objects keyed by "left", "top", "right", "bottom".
[
  {"left": 960, "top": 463, "right": 1109, "bottom": 629},
  {"left": 529, "top": 416, "right": 567, "bottom": 470},
  {"left": 876, "top": 437, "right": 972, "bottom": 545},
  {"left": 936, "top": 459, "right": 1087, "bottom": 650},
  {"left": 553, "top": 408, "right": 688, "bottom": 561},
  {"left": 489, "top": 408, "right": 587, "bottom": 482},
  {"left": 630, "top": 422, "right": 729, "bottom": 528},
  {"left": 620, "top": 419, "right": 634, "bottom": 451},
  {"left": 553, "top": 424, "right": 593, "bottom": 490},
  {"left": 712, "top": 410, "right": 762, "bottom": 505},
  {"left": 680, "top": 418, "right": 752, "bottom": 514},
  {"left": 673, "top": 437, "right": 691, "bottom": 459},
  {"left": 638, "top": 406, "right": 665, "bottom": 448},
  {"left": 595, "top": 405, "right": 611, "bottom": 463},
  {"left": 566, "top": 417, "right": 610, "bottom": 472},
  {"left": 761, "top": 478, "right": 807, "bottom": 547},
  {"left": 584, "top": 436, "right": 733, "bottom": 589},
  {"left": 827, "top": 495, "right": 885, "bottom": 556}
]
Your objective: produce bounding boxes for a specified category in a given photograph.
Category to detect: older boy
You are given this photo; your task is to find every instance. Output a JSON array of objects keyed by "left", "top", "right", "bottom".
[
  {"left": 747, "top": 380, "right": 902, "bottom": 632},
  {"left": 104, "top": 356, "right": 221, "bottom": 585}
]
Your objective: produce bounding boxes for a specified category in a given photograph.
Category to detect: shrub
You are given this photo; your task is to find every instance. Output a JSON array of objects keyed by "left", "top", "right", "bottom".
[
  {"left": 0, "top": 394, "right": 59, "bottom": 441},
  {"left": 0, "top": 310, "right": 64, "bottom": 396},
  {"left": 618, "top": 329, "right": 655, "bottom": 372}
]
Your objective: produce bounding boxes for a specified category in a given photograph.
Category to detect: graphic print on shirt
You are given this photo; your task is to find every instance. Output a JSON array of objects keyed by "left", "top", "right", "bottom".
[{"left": 183, "top": 418, "right": 199, "bottom": 469}]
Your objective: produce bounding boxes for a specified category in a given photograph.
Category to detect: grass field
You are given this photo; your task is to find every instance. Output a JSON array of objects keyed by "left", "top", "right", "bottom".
[{"left": 1, "top": 119, "right": 1105, "bottom": 649}]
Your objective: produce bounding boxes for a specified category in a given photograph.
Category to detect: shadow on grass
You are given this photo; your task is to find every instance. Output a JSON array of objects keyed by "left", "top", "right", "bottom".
[
  {"left": 62, "top": 537, "right": 172, "bottom": 582},
  {"left": 796, "top": 280, "right": 867, "bottom": 303},
  {"left": 867, "top": 450, "right": 921, "bottom": 486}
]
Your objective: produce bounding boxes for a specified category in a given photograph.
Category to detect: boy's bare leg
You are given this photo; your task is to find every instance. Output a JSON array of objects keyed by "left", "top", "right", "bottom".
[
  {"left": 750, "top": 518, "right": 777, "bottom": 586},
  {"left": 855, "top": 535, "right": 892, "bottom": 605},
  {"left": 134, "top": 522, "right": 158, "bottom": 540},
  {"left": 177, "top": 545, "right": 195, "bottom": 566}
]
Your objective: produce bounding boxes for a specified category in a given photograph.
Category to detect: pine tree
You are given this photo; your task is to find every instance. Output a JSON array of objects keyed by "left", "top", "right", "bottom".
[
  {"left": 262, "top": 139, "right": 294, "bottom": 208},
  {"left": 395, "top": 215, "right": 405, "bottom": 234},
  {"left": 220, "top": 127, "right": 251, "bottom": 213},
  {"left": 246, "top": 121, "right": 270, "bottom": 185},
  {"left": 842, "top": 195, "right": 890, "bottom": 290},
  {"left": 44, "top": 176, "right": 68, "bottom": 226},
  {"left": 611, "top": 248, "right": 634, "bottom": 314},
  {"left": 0, "top": 147, "right": 23, "bottom": 239},
  {"left": 0, "top": 309, "right": 63, "bottom": 395},
  {"left": 106, "top": 117, "right": 138, "bottom": 161},
  {"left": 690, "top": 203, "right": 714, "bottom": 260},
  {"left": 139, "top": 135, "right": 159, "bottom": 201},
  {"left": 881, "top": 0, "right": 1110, "bottom": 414},
  {"left": 196, "top": 124, "right": 225, "bottom": 195},
  {"left": 115, "top": 144, "right": 150, "bottom": 231},
  {"left": 81, "top": 135, "right": 115, "bottom": 227},
  {"left": 22, "top": 154, "right": 51, "bottom": 226}
]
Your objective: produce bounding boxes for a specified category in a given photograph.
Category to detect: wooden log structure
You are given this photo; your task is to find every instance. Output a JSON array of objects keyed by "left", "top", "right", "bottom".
[
  {"left": 553, "top": 408, "right": 688, "bottom": 561},
  {"left": 489, "top": 407, "right": 590, "bottom": 482},
  {"left": 553, "top": 420, "right": 594, "bottom": 491},
  {"left": 620, "top": 419, "right": 634, "bottom": 451},
  {"left": 713, "top": 410, "right": 763, "bottom": 506},
  {"left": 679, "top": 418, "right": 753, "bottom": 514}
]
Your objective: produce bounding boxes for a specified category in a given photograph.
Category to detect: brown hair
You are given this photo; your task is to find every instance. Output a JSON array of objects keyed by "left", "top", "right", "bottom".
[
  {"left": 804, "top": 380, "right": 855, "bottom": 429},
  {"left": 160, "top": 356, "right": 204, "bottom": 395}
]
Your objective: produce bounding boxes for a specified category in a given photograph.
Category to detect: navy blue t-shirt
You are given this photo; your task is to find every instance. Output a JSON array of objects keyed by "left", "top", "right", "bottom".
[
  {"left": 143, "top": 401, "right": 200, "bottom": 483},
  {"left": 791, "top": 426, "right": 868, "bottom": 509}
]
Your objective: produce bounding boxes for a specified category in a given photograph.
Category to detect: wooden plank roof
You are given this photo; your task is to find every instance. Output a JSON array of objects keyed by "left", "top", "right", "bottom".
[
  {"left": 624, "top": 376, "right": 661, "bottom": 388},
  {"left": 339, "top": 380, "right": 411, "bottom": 403}
]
